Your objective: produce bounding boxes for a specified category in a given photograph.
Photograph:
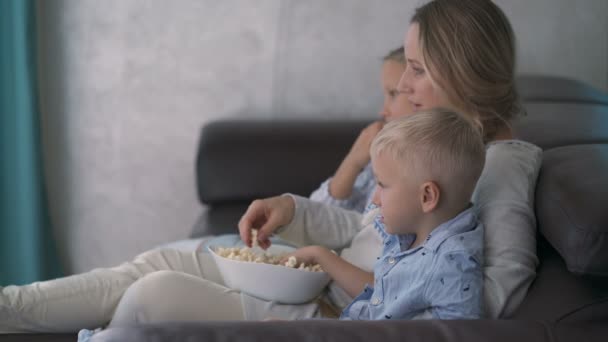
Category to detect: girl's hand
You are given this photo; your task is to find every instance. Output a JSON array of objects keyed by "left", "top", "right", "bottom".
[{"left": 345, "top": 121, "right": 384, "bottom": 170}]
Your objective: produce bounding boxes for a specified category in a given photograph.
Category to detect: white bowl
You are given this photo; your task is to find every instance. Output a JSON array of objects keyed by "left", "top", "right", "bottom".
[{"left": 208, "top": 244, "right": 331, "bottom": 304}]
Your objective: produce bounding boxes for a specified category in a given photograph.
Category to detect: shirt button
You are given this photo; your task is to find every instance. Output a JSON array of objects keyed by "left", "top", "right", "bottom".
[
  {"left": 388, "top": 257, "right": 396, "bottom": 264},
  {"left": 372, "top": 297, "right": 381, "bottom": 305}
]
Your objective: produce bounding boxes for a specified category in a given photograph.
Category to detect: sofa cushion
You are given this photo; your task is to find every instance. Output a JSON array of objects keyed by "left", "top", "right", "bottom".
[
  {"left": 536, "top": 144, "right": 608, "bottom": 276},
  {"left": 512, "top": 238, "right": 608, "bottom": 322}
]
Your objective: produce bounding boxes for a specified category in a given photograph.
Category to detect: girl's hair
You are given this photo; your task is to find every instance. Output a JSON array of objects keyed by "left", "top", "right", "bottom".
[
  {"left": 411, "top": 0, "right": 521, "bottom": 141},
  {"left": 383, "top": 46, "right": 406, "bottom": 64},
  {"left": 371, "top": 108, "right": 486, "bottom": 206}
]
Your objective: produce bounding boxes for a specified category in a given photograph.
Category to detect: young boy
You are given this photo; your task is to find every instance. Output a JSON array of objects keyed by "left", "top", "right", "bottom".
[{"left": 288, "top": 108, "right": 486, "bottom": 319}]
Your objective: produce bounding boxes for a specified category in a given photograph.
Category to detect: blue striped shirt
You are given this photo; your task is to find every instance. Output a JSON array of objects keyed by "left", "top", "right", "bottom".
[
  {"left": 309, "top": 163, "right": 376, "bottom": 213},
  {"left": 340, "top": 205, "right": 484, "bottom": 320}
]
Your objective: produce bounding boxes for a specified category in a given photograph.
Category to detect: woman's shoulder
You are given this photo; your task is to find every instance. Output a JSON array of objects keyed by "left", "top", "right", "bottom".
[
  {"left": 475, "top": 139, "right": 542, "bottom": 204},
  {"left": 486, "top": 139, "right": 542, "bottom": 157},
  {"left": 482, "top": 140, "right": 543, "bottom": 185}
]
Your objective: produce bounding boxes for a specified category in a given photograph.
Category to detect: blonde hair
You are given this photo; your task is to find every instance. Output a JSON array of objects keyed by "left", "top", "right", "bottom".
[
  {"left": 383, "top": 46, "right": 406, "bottom": 64},
  {"left": 371, "top": 108, "right": 486, "bottom": 206},
  {"left": 411, "top": 0, "right": 521, "bottom": 141}
]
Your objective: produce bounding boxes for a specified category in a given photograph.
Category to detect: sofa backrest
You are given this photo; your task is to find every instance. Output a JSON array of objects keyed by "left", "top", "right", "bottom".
[
  {"left": 194, "top": 119, "right": 367, "bottom": 235},
  {"left": 196, "top": 119, "right": 367, "bottom": 205},
  {"left": 513, "top": 102, "right": 608, "bottom": 149},
  {"left": 516, "top": 75, "right": 608, "bottom": 106}
]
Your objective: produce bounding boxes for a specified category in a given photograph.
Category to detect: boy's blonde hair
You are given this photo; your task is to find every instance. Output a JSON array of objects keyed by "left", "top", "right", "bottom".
[
  {"left": 371, "top": 108, "right": 486, "bottom": 206},
  {"left": 411, "top": 0, "right": 521, "bottom": 142}
]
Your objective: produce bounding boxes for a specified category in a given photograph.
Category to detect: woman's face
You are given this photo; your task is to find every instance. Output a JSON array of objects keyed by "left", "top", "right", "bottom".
[{"left": 397, "top": 23, "right": 452, "bottom": 112}]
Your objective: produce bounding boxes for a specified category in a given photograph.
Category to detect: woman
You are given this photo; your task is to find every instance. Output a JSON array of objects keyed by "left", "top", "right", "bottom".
[
  {"left": 241, "top": 0, "right": 540, "bottom": 321},
  {"left": 113, "top": 0, "right": 540, "bottom": 324},
  {"left": 0, "top": 0, "right": 541, "bottom": 332}
]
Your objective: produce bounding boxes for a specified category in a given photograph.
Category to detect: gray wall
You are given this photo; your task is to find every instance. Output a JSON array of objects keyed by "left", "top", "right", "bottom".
[{"left": 37, "top": 0, "right": 608, "bottom": 274}]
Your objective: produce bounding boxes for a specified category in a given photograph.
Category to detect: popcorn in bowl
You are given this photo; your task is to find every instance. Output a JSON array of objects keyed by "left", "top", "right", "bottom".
[
  {"left": 208, "top": 230, "right": 331, "bottom": 304},
  {"left": 214, "top": 246, "right": 324, "bottom": 272}
]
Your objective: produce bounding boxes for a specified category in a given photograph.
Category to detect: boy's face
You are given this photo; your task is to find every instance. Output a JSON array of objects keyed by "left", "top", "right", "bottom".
[{"left": 371, "top": 151, "right": 423, "bottom": 235}]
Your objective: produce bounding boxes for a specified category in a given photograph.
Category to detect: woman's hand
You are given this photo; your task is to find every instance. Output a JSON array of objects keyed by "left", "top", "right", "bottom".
[{"left": 238, "top": 195, "right": 295, "bottom": 249}]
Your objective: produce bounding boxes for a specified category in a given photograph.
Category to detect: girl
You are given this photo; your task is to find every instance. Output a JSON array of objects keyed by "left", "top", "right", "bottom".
[{"left": 309, "top": 47, "right": 412, "bottom": 213}]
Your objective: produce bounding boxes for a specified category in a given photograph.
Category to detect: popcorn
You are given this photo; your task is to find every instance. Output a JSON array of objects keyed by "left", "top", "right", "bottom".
[
  {"left": 214, "top": 231, "right": 324, "bottom": 272},
  {"left": 251, "top": 229, "right": 260, "bottom": 249},
  {"left": 285, "top": 255, "right": 297, "bottom": 268}
]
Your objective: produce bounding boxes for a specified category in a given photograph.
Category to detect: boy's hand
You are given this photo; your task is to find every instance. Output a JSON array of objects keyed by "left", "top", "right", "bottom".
[
  {"left": 283, "top": 246, "right": 374, "bottom": 298},
  {"left": 238, "top": 195, "right": 295, "bottom": 249},
  {"left": 282, "top": 246, "right": 328, "bottom": 266}
]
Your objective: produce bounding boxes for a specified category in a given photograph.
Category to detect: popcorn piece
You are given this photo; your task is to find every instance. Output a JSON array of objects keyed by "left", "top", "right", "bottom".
[
  {"left": 251, "top": 229, "right": 259, "bottom": 248},
  {"left": 284, "top": 256, "right": 297, "bottom": 268},
  {"left": 311, "top": 264, "right": 323, "bottom": 272}
]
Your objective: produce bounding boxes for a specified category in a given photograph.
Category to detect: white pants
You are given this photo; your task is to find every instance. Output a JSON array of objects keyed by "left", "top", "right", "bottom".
[{"left": 0, "top": 248, "right": 319, "bottom": 333}]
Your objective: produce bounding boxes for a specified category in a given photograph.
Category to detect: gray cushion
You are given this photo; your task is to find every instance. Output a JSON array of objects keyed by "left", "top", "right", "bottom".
[{"left": 536, "top": 144, "right": 608, "bottom": 276}]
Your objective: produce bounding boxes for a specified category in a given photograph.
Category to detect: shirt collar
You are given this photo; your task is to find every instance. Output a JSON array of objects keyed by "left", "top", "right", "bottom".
[
  {"left": 390, "top": 206, "right": 478, "bottom": 253},
  {"left": 420, "top": 206, "right": 478, "bottom": 252}
]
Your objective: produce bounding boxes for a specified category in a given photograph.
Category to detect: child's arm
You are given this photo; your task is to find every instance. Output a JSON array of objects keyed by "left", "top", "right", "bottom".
[
  {"left": 288, "top": 246, "right": 374, "bottom": 298},
  {"left": 327, "top": 121, "right": 383, "bottom": 199}
]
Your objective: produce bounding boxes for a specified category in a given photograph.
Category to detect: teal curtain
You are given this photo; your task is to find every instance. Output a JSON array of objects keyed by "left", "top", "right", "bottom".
[{"left": 1, "top": 0, "right": 62, "bottom": 285}]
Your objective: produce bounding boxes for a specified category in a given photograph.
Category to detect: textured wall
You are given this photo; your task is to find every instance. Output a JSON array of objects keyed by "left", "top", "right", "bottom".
[{"left": 37, "top": 0, "right": 608, "bottom": 273}]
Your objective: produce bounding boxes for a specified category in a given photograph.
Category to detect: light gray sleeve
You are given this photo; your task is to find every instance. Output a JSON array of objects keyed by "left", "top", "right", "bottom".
[
  {"left": 472, "top": 140, "right": 543, "bottom": 318},
  {"left": 276, "top": 194, "right": 363, "bottom": 250}
]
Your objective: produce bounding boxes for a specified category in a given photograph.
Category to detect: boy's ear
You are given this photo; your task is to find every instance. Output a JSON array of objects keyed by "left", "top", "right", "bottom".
[{"left": 420, "top": 181, "right": 440, "bottom": 213}]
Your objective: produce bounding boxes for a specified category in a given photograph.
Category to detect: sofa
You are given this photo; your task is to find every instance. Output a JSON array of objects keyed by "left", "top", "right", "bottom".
[
  {"left": 5, "top": 75, "right": 607, "bottom": 341},
  {"left": 85, "top": 75, "right": 608, "bottom": 341}
]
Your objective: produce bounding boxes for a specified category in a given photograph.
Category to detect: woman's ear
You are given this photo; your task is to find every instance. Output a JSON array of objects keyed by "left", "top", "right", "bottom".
[{"left": 420, "top": 181, "right": 440, "bottom": 213}]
